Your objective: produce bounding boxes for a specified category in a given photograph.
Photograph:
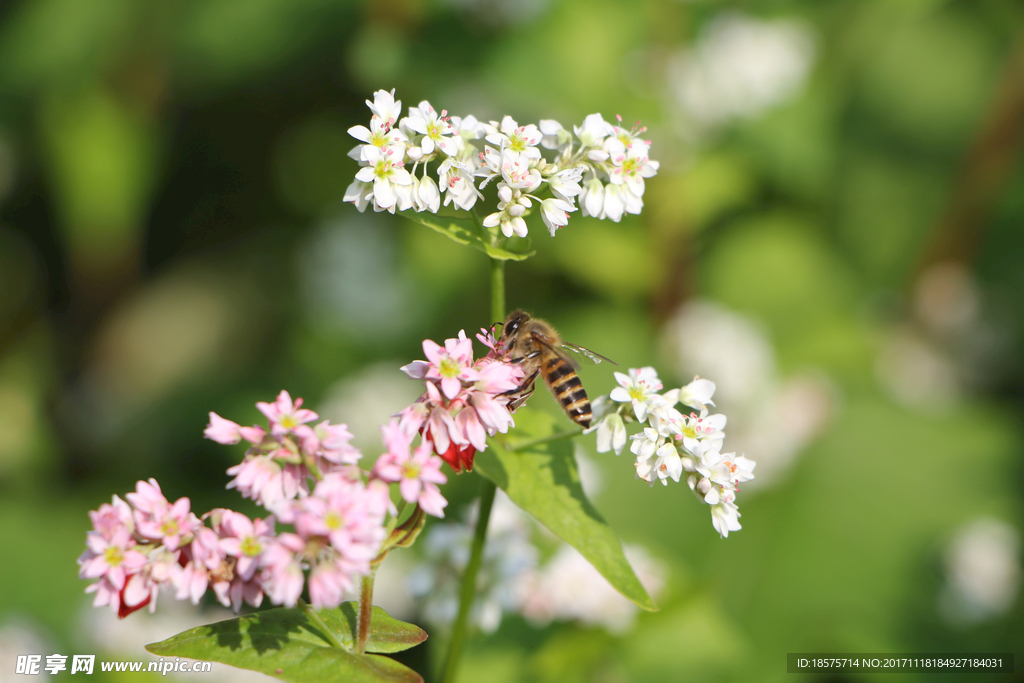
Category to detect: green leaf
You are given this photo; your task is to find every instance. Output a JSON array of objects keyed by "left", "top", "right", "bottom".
[
  {"left": 475, "top": 407, "right": 657, "bottom": 612},
  {"left": 398, "top": 211, "right": 534, "bottom": 261},
  {"left": 319, "top": 603, "right": 427, "bottom": 654},
  {"left": 146, "top": 605, "right": 426, "bottom": 683}
]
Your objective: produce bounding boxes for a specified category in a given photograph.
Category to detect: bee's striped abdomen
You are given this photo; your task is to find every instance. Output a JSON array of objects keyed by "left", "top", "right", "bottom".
[{"left": 544, "top": 356, "right": 592, "bottom": 428}]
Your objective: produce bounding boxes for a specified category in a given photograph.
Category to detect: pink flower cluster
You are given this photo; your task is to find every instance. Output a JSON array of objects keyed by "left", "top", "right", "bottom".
[
  {"left": 396, "top": 330, "right": 524, "bottom": 472},
  {"left": 208, "top": 391, "right": 362, "bottom": 511},
  {"left": 260, "top": 472, "right": 390, "bottom": 609},
  {"left": 81, "top": 389, "right": 455, "bottom": 619},
  {"left": 78, "top": 479, "right": 275, "bottom": 617}
]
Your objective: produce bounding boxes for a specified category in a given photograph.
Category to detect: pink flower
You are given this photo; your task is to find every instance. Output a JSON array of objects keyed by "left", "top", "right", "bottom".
[
  {"left": 294, "top": 420, "right": 362, "bottom": 466},
  {"left": 121, "top": 572, "right": 156, "bottom": 617},
  {"left": 226, "top": 455, "right": 287, "bottom": 509},
  {"left": 308, "top": 559, "right": 353, "bottom": 610},
  {"left": 214, "top": 510, "right": 276, "bottom": 584},
  {"left": 292, "top": 474, "right": 387, "bottom": 569},
  {"left": 455, "top": 405, "right": 487, "bottom": 452},
  {"left": 124, "top": 478, "right": 168, "bottom": 518},
  {"left": 260, "top": 533, "right": 307, "bottom": 608},
  {"left": 373, "top": 420, "right": 448, "bottom": 518},
  {"left": 422, "top": 334, "right": 480, "bottom": 399},
  {"left": 474, "top": 357, "right": 524, "bottom": 394},
  {"left": 127, "top": 479, "right": 201, "bottom": 552},
  {"left": 394, "top": 330, "right": 524, "bottom": 473},
  {"left": 89, "top": 495, "right": 134, "bottom": 539},
  {"left": 213, "top": 574, "right": 265, "bottom": 613},
  {"left": 129, "top": 547, "right": 182, "bottom": 615},
  {"left": 257, "top": 391, "right": 319, "bottom": 436},
  {"left": 422, "top": 382, "right": 468, "bottom": 456},
  {"left": 176, "top": 527, "right": 223, "bottom": 604},
  {"left": 79, "top": 527, "right": 148, "bottom": 591},
  {"left": 204, "top": 412, "right": 266, "bottom": 445}
]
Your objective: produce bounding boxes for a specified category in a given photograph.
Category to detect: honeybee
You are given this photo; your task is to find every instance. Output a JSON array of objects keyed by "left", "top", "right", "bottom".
[{"left": 496, "top": 310, "right": 616, "bottom": 429}]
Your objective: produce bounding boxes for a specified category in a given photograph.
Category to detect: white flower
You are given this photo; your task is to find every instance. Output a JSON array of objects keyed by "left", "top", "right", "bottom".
[
  {"left": 593, "top": 413, "right": 627, "bottom": 455},
  {"left": 667, "top": 12, "right": 815, "bottom": 127},
  {"left": 540, "top": 197, "right": 576, "bottom": 236},
  {"left": 394, "top": 175, "right": 418, "bottom": 212},
  {"left": 709, "top": 491, "right": 742, "bottom": 538},
  {"left": 499, "top": 149, "right": 542, "bottom": 192},
  {"left": 450, "top": 114, "right": 485, "bottom": 144},
  {"left": 403, "top": 101, "right": 458, "bottom": 157},
  {"left": 547, "top": 166, "right": 584, "bottom": 203},
  {"left": 609, "top": 367, "right": 664, "bottom": 421},
  {"left": 651, "top": 442, "right": 683, "bottom": 485},
  {"left": 538, "top": 119, "right": 570, "bottom": 150},
  {"left": 677, "top": 410, "right": 726, "bottom": 454},
  {"left": 354, "top": 146, "right": 412, "bottom": 211},
  {"left": 485, "top": 115, "right": 542, "bottom": 159},
  {"left": 607, "top": 145, "right": 659, "bottom": 198},
  {"left": 438, "top": 158, "right": 482, "bottom": 211},
  {"left": 621, "top": 183, "right": 644, "bottom": 216},
  {"left": 574, "top": 113, "right": 613, "bottom": 158},
  {"left": 679, "top": 377, "right": 716, "bottom": 410},
  {"left": 697, "top": 449, "right": 754, "bottom": 489},
  {"left": 483, "top": 200, "right": 529, "bottom": 238},
  {"left": 415, "top": 175, "right": 441, "bottom": 213},
  {"left": 518, "top": 544, "right": 664, "bottom": 633},
  {"left": 343, "top": 179, "right": 372, "bottom": 212},
  {"left": 940, "top": 518, "right": 1021, "bottom": 624},
  {"left": 580, "top": 177, "right": 605, "bottom": 218},
  {"left": 630, "top": 427, "right": 662, "bottom": 462},
  {"left": 347, "top": 115, "right": 407, "bottom": 162},
  {"left": 602, "top": 184, "right": 625, "bottom": 222},
  {"left": 367, "top": 88, "right": 402, "bottom": 126}
]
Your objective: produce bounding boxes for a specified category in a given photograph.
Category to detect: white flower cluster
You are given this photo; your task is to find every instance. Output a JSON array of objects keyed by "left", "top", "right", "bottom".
[
  {"left": 345, "top": 89, "right": 660, "bottom": 236},
  {"left": 589, "top": 368, "right": 755, "bottom": 538}
]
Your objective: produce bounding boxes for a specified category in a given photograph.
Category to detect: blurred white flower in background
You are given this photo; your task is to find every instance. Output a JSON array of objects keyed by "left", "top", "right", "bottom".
[
  {"left": 938, "top": 518, "right": 1021, "bottom": 626},
  {"left": 876, "top": 329, "right": 960, "bottom": 412},
  {"left": 0, "top": 619, "right": 53, "bottom": 681},
  {"left": 61, "top": 267, "right": 242, "bottom": 445},
  {"left": 318, "top": 362, "right": 425, "bottom": 456},
  {"left": 408, "top": 492, "right": 538, "bottom": 633},
  {"left": 77, "top": 599, "right": 275, "bottom": 681},
  {"left": 300, "top": 216, "right": 420, "bottom": 337},
  {"left": 574, "top": 445, "right": 605, "bottom": 498},
  {"left": 667, "top": 12, "right": 815, "bottom": 130},
  {"left": 403, "top": 490, "right": 664, "bottom": 634},
  {"left": 662, "top": 300, "right": 833, "bottom": 487},
  {"left": 518, "top": 544, "right": 665, "bottom": 634},
  {"left": 877, "top": 261, "right": 1000, "bottom": 414}
]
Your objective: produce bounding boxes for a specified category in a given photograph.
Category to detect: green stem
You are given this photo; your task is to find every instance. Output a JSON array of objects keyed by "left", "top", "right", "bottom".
[
  {"left": 438, "top": 256, "right": 505, "bottom": 682},
  {"left": 299, "top": 599, "right": 344, "bottom": 650},
  {"left": 490, "top": 258, "right": 505, "bottom": 326},
  {"left": 438, "top": 478, "right": 497, "bottom": 683},
  {"left": 506, "top": 428, "right": 583, "bottom": 451},
  {"left": 355, "top": 571, "right": 375, "bottom": 654}
]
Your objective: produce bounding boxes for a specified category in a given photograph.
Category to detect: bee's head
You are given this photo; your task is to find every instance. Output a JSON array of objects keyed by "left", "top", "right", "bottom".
[{"left": 501, "top": 310, "right": 529, "bottom": 340}]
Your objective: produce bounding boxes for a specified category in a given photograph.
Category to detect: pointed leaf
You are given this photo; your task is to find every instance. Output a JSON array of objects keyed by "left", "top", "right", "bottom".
[
  {"left": 475, "top": 407, "right": 657, "bottom": 611},
  {"left": 398, "top": 211, "right": 534, "bottom": 261},
  {"left": 319, "top": 603, "right": 428, "bottom": 654},
  {"left": 146, "top": 606, "right": 424, "bottom": 683}
]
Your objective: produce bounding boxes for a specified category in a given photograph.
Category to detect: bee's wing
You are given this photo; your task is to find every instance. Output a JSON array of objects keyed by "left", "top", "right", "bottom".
[
  {"left": 560, "top": 343, "right": 619, "bottom": 366},
  {"left": 529, "top": 332, "right": 582, "bottom": 370}
]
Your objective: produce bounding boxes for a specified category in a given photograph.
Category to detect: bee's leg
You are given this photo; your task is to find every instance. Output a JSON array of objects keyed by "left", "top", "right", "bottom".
[
  {"left": 501, "top": 370, "right": 539, "bottom": 411},
  {"left": 508, "top": 351, "right": 542, "bottom": 365},
  {"left": 507, "top": 386, "right": 535, "bottom": 411}
]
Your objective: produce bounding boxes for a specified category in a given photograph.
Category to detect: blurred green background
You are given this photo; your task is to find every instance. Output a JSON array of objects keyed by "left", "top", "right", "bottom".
[{"left": 1, "top": 0, "right": 1022, "bottom": 681}]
